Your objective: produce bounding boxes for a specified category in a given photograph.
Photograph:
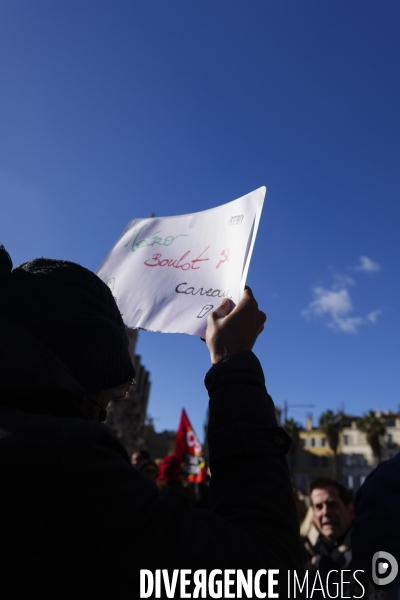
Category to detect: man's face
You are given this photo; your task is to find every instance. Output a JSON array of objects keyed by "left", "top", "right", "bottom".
[
  {"left": 311, "top": 485, "right": 353, "bottom": 542},
  {"left": 131, "top": 452, "right": 141, "bottom": 466},
  {"left": 141, "top": 463, "right": 159, "bottom": 481},
  {"left": 83, "top": 380, "right": 133, "bottom": 421}
]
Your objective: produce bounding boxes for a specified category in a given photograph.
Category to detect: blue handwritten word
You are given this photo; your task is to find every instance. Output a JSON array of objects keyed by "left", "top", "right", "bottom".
[
  {"left": 124, "top": 225, "right": 188, "bottom": 253},
  {"left": 175, "top": 282, "right": 232, "bottom": 299}
]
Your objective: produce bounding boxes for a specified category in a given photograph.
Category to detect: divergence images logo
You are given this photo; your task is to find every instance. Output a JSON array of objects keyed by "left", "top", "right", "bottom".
[{"left": 372, "top": 551, "right": 399, "bottom": 586}]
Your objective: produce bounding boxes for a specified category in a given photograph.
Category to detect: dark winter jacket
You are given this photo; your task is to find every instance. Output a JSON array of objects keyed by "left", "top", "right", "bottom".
[
  {"left": 0, "top": 316, "right": 303, "bottom": 599},
  {"left": 353, "top": 455, "right": 400, "bottom": 599}
]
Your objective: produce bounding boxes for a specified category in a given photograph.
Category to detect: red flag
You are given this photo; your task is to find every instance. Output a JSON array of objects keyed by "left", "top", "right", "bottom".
[{"left": 175, "top": 409, "right": 207, "bottom": 483}]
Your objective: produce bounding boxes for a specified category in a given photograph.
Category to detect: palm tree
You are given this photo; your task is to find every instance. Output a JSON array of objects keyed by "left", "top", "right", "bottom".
[
  {"left": 319, "top": 410, "right": 343, "bottom": 479},
  {"left": 357, "top": 411, "right": 386, "bottom": 465},
  {"left": 283, "top": 418, "right": 301, "bottom": 473}
]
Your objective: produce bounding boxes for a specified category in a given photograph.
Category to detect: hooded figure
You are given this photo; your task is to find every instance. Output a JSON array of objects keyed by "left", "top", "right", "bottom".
[
  {"left": 0, "top": 244, "right": 303, "bottom": 600},
  {"left": 352, "top": 455, "right": 400, "bottom": 599}
]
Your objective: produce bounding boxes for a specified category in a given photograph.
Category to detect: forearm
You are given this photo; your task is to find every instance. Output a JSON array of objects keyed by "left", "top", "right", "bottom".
[{"left": 205, "top": 351, "right": 303, "bottom": 572}]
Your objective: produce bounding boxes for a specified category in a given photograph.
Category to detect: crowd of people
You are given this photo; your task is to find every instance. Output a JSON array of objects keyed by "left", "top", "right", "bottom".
[
  {"left": 0, "top": 243, "right": 399, "bottom": 599},
  {"left": 131, "top": 450, "right": 210, "bottom": 509},
  {"left": 132, "top": 443, "right": 399, "bottom": 599}
]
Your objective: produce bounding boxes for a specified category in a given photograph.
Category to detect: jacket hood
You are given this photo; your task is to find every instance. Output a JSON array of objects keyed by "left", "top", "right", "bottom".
[{"left": 0, "top": 316, "right": 86, "bottom": 418}]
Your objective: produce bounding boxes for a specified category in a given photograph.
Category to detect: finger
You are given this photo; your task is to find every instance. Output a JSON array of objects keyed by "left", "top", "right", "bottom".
[
  {"left": 234, "top": 288, "right": 258, "bottom": 312},
  {"left": 211, "top": 297, "right": 232, "bottom": 319},
  {"left": 259, "top": 310, "right": 267, "bottom": 324},
  {"left": 257, "top": 323, "right": 265, "bottom": 336}
]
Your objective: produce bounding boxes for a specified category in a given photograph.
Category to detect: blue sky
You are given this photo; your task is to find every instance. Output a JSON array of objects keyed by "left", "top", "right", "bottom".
[{"left": 2, "top": 1, "right": 399, "bottom": 441}]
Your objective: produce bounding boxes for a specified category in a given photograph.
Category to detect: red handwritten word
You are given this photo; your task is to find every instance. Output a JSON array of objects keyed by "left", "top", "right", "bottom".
[
  {"left": 216, "top": 248, "right": 229, "bottom": 269},
  {"left": 144, "top": 247, "right": 210, "bottom": 271}
]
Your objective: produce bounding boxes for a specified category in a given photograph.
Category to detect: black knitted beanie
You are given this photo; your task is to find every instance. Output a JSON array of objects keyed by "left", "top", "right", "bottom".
[{"left": 0, "top": 245, "right": 135, "bottom": 392}]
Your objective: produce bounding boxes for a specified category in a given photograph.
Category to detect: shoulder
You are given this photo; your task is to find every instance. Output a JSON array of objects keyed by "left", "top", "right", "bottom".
[{"left": 353, "top": 455, "right": 400, "bottom": 580}]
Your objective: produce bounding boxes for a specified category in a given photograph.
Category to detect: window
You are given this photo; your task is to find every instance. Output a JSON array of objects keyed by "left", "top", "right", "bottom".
[
  {"left": 345, "top": 454, "right": 352, "bottom": 466},
  {"left": 388, "top": 433, "right": 393, "bottom": 444},
  {"left": 310, "top": 438, "right": 315, "bottom": 447},
  {"left": 321, "top": 438, "right": 326, "bottom": 447},
  {"left": 343, "top": 435, "right": 350, "bottom": 445},
  {"left": 360, "top": 476, "right": 367, "bottom": 486},
  {"left": 387, "top": 419, "right": 395, "bottom": 427},
  {"left": 348, "top": 475, "right": 354, "bottom": 489}
]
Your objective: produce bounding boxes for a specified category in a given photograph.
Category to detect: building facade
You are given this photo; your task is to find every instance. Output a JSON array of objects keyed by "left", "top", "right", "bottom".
[
  {"left": 291, "top": 412, "right": 400, "bottom": 492},
  {"left": 105, "top": 328, "right": 152, "bottom": 455}
]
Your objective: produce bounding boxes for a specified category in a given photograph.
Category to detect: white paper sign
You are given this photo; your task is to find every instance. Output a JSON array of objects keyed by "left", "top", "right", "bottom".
[{"left": 97, "top": 187, "right": 266, "bottom": 337}]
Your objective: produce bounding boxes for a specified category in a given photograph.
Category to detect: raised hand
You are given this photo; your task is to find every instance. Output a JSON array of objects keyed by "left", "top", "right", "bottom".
[{"left": 205, "top": 287, "right": 266, "bottom": 365}]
